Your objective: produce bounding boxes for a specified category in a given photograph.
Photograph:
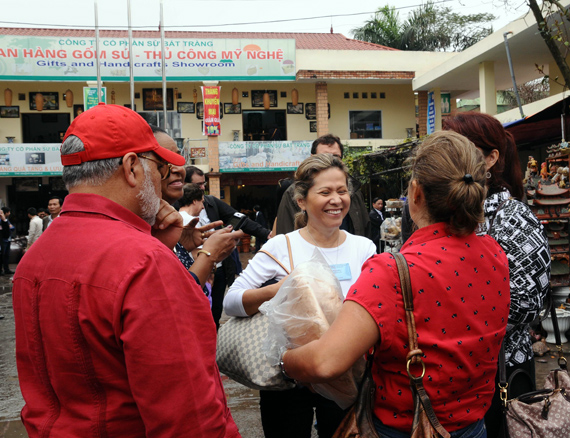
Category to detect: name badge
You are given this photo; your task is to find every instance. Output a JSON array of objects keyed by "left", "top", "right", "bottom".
[{"left": 330, "top": 263, "right": 352, "bottom": 281}]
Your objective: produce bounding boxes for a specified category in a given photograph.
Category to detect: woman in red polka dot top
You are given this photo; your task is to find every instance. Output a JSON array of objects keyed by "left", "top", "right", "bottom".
[{"left": 281, "top": 131, "right": 510, "bottom": 438}]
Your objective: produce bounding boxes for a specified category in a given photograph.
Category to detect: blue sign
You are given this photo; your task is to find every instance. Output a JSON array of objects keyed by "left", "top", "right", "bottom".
[{"left": 427, "top": 92, "right": 435, "bottom": 135}]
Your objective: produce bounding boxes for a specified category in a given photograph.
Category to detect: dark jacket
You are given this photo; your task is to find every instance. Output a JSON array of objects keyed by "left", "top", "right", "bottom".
[
  {"left": 255, "top": 211, "right": 268, "bottom": 229},
  {"left": 369, "top": 208, "right": 385, "bottom": 245},
  {"left": 203, "top": 195, "right": 270, "bottom": 239},
  {"left": 203, "top": 194, "right": 271, "bottom": 283}
]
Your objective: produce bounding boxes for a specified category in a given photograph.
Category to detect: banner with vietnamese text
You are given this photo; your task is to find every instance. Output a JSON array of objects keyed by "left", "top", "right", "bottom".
[
  {"left": 0, "top": 144, "right": 63, "bottom": 176},
  {"left": 219, "top": 141, "right": 311, "bottom": 172},
  {"left": 202, "top": 86, "right": 221, "bottom": 136},
  {"left": 0, "top": 35, "right": 296, "bottom": 81}
]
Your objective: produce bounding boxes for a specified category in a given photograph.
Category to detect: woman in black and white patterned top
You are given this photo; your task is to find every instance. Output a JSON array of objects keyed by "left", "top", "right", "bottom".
[{"left": 444, "top": 111, "right": 551, "bottom": 438}]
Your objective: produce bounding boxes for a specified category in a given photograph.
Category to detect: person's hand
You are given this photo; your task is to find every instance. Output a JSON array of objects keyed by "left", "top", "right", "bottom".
[
  {"left": 179, "top": 219, "right": 224, "bottom": 252},
  {"left": 0, "top": 210, "right": 5, "bottom": 221},
  {"left": 267, "top": 230, "right": 274, "bottom": 239},
  {"left": 202, "top": 227, "right": 245, "bottom": 262},
  {"left": 151, "top": 199, "right": 183, "bottom": 250}
]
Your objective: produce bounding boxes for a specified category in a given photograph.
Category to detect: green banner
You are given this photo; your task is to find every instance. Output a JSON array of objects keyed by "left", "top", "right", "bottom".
[
  {"left": 219, "top": 141, "right": 311, "bottom": 172},
  {"left": 83, "top": 87, "right": 107, "bottom": 110},
  {"left": 0, "top": 35, "right": 296, "bottom": 81}
]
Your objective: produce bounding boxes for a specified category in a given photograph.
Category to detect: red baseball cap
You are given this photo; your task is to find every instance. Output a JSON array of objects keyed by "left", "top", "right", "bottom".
[{"left": 60, "top": 103, "right": 186, "bottom": 167}]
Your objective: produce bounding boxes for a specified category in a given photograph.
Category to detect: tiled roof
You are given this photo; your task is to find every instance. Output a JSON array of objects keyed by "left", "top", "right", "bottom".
[{"left": 0, "top": 28, "right": 398, "bottom": 51}]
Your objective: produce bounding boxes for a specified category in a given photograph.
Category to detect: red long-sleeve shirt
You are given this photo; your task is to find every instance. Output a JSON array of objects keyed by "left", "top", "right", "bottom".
[{"left": 13, "top": 193, "right": 240, "bottom": 438}]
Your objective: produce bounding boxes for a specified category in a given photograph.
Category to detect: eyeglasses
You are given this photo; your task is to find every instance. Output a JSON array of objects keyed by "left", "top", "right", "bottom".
[
  {"left": 196, "top": 180, "right": 208, "bottom": 187},
  {"left": 138, "top": 155, "right": 172, "bottom": 180}
]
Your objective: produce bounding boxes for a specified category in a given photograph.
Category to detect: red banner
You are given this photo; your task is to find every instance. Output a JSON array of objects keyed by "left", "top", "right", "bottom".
[{"left": 201, "top": 85, "right": 221, "bottom": 136}]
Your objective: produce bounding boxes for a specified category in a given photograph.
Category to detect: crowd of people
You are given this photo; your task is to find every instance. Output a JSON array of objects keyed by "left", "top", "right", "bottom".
[{"left": 11, "top": 105, "right": 550, "bottom": 438}]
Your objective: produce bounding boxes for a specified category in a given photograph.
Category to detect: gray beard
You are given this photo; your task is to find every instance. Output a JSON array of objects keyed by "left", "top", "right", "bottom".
[{"left": 137, "top": 159, "right": 161, "bottom": 226}]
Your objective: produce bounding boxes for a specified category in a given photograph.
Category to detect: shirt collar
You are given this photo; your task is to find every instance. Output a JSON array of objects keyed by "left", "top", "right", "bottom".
[
  {"left": 61, "top": 193, "right": 151, "bottom": 234},
  {"left": 401, "top": 222, "right": 452, "bottom": 249}
]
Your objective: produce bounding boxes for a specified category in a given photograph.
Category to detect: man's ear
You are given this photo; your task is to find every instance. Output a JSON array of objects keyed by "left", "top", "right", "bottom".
[{"left": 121, "top": 153, "right": 140, "bottom": 188}]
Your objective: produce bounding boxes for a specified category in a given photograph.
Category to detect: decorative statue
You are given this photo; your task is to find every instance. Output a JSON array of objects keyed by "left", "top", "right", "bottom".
[
  {"left": 540, "top": 162, "right": 549, "bottom": 180},
  {"left": 560, "top": 167, "right": 569, "bottom": 188}
]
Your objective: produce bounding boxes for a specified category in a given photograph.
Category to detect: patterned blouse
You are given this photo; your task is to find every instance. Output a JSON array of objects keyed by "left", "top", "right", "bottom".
[{"left": 478, "top": 189, "right": 551, "bottom": 366}]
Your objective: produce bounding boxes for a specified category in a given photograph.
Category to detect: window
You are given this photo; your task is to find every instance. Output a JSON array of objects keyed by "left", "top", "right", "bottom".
[{"left": 349, "top": 111, "right": 382, "bottom": 139}]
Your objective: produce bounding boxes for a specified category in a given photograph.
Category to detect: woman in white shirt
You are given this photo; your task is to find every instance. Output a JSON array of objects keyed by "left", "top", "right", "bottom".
[{"left": 223, "top": 153, "right": 375, "bottom": 438}]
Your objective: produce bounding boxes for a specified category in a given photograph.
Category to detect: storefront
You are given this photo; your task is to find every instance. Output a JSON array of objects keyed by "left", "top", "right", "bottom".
[{"left": 0, "top": 27, "right": 454, "bottom": 231}]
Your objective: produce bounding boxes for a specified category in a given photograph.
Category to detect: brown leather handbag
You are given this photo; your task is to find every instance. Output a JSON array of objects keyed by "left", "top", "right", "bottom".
[{"left": 333, "top": 253, "right": 450, "bottom": 438}]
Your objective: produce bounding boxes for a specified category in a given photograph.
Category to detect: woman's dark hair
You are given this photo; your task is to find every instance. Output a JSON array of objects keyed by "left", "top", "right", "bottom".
[
  {"left": 293, "top": 154, "right": 349, "bottom": 229},
  {"left": 443, "top": 111, "right": 524, "bottom": 200},
  {"left": 408, "top": 131, "right": 487, "bottom": 236}
]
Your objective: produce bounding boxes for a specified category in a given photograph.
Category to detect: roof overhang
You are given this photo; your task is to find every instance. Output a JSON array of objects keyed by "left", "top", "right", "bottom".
[{"left": 413, "top": 3, "right": 569, "bottom": 100}]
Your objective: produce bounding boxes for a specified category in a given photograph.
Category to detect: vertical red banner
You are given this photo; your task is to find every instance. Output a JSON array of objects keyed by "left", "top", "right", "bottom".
[{"left": 201, "top": 86, "right": 221, "bottom": 136}]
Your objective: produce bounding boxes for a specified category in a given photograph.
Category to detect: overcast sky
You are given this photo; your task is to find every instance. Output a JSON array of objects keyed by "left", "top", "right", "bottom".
[{"left": 0, "top": 0, "right": 530, "bottom": 38}]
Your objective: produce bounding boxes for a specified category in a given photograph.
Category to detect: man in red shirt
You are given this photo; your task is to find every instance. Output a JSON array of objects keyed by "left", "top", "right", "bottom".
[{"left": 12, "top": 104, "right": 241, "bottom": 438}]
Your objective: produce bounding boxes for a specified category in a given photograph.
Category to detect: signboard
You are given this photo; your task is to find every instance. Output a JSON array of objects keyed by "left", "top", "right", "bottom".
[
  {"left": 441, "top": 93, "right": 451, "bottom": 115},
  {"left": 219, "top": 141, "right": 311, "bottom": 172},
  {"left": 202, "top": 86, "right": 221, "bottom": 136},
  {"left": 83, "top": 86, "right": 107, "bottom": 110},
  {"left": 190, "top": 147, "right": 206, "bottom": 158},
  {"left": 0, "top": 36, "right": 296, "bottom": 81},
  {"left": 0, "top": 144, "right": 63, "bottom": 176},
  {"left": 427, "top": 92, "right": 435, "bottom": 135}
]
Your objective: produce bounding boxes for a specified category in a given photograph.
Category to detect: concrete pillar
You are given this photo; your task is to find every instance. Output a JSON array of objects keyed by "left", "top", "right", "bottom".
[
  {"left": 315, "top": 82, "right": 329, "bottom": 136},
  {"left": 207, "top": 135, "right": 221, "bottom": 198},
  {"left": 418, "top": 91, "right": 428, "bottom": 137},
  {"left": 549, "top": 61, "right": 565, "bottom": 96},
  {"left": 479, "top": 61, "right": 497, "bottom": 115}
]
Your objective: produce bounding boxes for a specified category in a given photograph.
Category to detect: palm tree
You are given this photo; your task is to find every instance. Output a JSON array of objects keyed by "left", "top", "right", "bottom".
[
  {"left": 352, "top": 1, "right": 495, "bottom": 52},
  {"left": 352, "top": 6, "right": 403, "bottom": 49}
]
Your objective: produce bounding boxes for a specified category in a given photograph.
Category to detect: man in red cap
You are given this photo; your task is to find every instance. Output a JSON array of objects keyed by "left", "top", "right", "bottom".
[{"left": 12, "top": 104, "right": 241, "bottom": 438}]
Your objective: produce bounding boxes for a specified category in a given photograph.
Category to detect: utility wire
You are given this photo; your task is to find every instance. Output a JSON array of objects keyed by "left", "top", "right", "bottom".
[{"left": 0, "top": 0, "right": 453, "bottom": 30}]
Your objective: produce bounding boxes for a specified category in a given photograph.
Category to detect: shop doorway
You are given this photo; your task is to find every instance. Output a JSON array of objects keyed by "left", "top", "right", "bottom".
[
  {"left": 242, "top": 110, "right": 286, "bottom": 141},
  {"left": 22, "top": 113, "right": 71, "bottom": 143}
]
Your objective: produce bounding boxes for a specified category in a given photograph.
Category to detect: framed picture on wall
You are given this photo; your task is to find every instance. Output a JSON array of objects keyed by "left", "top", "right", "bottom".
[
  {"left": 73, "top": 104, "right": 84, "bottom": 118},
  {"left": 309, "top": 121, "right": 317, "bottom": 132},
  {"left": 251, "top": 90, "right": 277, "bottom": 108},
  {"left": 0, "top": 106, "right": 19, "bottom": 118},
  {"left": 177, "top": 102, "right": 195, "bottom": 113},
  {"left": 142, "top": 88, "right": 174, "bottom": 111},
  {"left": 287, "top": 102, "right": 303, "bottom": 114},
  {"left": 224, "top": 103, "right": 241, "bottom": 114},
  {"left": 29, "top": 92, "right": 59, "bottom": 110},
  {"left": 14, "top": 177, "right": 40, "bottom": 192},
  {"left": 305, "top": 103, "right": 330, "bottom": 120}
]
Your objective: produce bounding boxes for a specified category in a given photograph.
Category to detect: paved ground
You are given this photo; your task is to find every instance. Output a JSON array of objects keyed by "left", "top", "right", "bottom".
[{"left": 0, "top": 252, "right": 568, "bottom": 437}]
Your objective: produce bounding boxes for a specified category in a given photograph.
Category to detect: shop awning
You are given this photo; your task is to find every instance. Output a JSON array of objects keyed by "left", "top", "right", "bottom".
[{"left": 504, "top": 96, "right": 570, "bottom": 150}]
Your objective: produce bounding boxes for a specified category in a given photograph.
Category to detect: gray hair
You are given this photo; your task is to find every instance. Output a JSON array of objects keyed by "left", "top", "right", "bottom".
[{"left": 61, "top": 135, "right": 122, "bottom": 190}]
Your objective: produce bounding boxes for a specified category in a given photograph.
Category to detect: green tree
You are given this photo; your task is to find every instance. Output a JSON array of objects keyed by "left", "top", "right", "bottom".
[
  {"left": 352, "top": 6, "right": 403, "bottom": 49},
  {"left": 352, "top": 1, "right": 495, "bottom": 51}
]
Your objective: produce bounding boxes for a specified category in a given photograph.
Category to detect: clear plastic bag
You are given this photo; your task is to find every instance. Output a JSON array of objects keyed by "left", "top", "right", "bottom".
[
  {"left": 380, "top": 216, "right": 402, "bottom": 241},
  {"left": 259, "top": 248, "right": 365, "bottom": 409}
]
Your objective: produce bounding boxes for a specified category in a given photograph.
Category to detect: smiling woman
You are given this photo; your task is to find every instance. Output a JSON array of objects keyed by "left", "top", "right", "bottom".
[
  {"left": 149, "top": 124, "right": 186, "bottom": 205},
  {"left": 223, "top": 153, "right": 376, "bottom": 438}
]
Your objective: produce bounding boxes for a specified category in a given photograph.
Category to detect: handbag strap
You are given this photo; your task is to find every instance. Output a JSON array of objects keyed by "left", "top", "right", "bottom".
[
  {"left": 394, "top": 253, "right": 450, "bottom": 438},
  {"left": 258, "top": 234, "right": 294, "bottom": 274}
]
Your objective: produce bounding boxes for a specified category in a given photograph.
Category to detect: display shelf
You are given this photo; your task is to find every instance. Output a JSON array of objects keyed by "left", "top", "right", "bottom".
[{"left": 526, "top": 150, "right": 570, "bottom": 287}]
